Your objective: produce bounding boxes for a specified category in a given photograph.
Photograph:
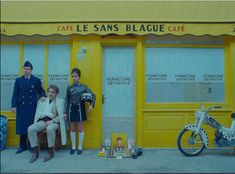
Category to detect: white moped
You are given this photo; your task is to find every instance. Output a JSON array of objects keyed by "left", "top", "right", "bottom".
[{"left": 177, "top": 105, "right": 235, "bottom": 156}]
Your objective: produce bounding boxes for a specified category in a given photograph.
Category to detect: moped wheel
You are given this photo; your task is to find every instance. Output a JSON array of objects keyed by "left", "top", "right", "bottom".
[{"left": 177, "top": 128, "right": 205, "bottom": 156}]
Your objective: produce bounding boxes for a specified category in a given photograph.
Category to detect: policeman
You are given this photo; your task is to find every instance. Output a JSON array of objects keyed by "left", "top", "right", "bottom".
[{"left": 11, "top": 61, "right": 46, "bottom": 154}]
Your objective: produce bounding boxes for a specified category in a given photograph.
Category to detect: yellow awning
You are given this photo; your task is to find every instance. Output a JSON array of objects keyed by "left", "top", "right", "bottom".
[
  {"left": 1, "top": 1, "right": 235, "bottom": 36},
  {"left": 2, "top": 1, "right": 235, "bottom": 23}
]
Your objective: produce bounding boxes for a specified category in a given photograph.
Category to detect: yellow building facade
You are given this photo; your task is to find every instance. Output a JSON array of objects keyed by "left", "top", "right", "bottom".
[{"left": 1, "top": 1, "right": 235, "bottom": 148}]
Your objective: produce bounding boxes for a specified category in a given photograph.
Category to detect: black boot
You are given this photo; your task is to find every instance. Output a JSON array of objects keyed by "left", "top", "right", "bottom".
[
  {"left": 30, "top": 147, "right": 39, "bottom": 163},
  {"left": 43, "top": 147, "right": 54, "bottom": 162}
]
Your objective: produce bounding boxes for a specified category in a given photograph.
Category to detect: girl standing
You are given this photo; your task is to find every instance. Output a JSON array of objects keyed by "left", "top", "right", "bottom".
[{"left": 64, "top": 68, "right": 96, "bottom": 154}]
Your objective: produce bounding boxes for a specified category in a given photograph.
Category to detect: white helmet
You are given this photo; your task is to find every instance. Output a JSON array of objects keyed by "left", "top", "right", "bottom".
[{"left": 81, "top": 93, "right": 93, "bottom": 102}]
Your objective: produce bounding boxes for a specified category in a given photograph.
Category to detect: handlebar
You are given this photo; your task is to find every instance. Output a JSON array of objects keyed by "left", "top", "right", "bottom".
[
  {"left": 200, "top": 104, "right": 222, "bottom": 113},
  {"left": 214, "top": 106, "right": 222, "bottom": 109}
]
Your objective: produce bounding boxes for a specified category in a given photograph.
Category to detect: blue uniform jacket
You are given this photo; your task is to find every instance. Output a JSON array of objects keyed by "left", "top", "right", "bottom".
[{"left": 11, "top": 75, "right": 46, "bottom": 135}]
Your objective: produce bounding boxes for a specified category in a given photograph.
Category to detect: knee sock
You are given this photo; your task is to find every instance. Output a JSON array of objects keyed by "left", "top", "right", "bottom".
[
  {"left": 70, "top": 132, "right": 76, "bottom": 149},
  {"left": 78, "top": 132, "right": 84, "bottom": 150}
]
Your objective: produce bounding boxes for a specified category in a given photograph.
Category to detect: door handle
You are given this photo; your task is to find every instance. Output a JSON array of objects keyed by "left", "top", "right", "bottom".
[{"left": 102, "top": 94, "right": 107, "bottom": 104}]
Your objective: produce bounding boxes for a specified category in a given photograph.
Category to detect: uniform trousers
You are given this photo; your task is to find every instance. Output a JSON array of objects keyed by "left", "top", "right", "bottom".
[
  {"left": 28, "top": 120, "right": 59, "bottom": 148},
  {"left": 19, "top": 134, "right": 29, "bottom": 149}
]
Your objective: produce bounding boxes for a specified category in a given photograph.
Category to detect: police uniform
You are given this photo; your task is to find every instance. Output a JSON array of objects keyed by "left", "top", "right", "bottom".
[
  {"left": 64, "top": 82, "right": 96, "bottom": 122},
  {"left": 11, "top": 61, "right": 46, "bottom": 151}
]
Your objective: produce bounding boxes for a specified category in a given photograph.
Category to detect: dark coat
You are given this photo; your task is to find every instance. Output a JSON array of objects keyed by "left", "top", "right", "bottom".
[{"left": 11, "top": 75, "right": 46, "bottom": 135}]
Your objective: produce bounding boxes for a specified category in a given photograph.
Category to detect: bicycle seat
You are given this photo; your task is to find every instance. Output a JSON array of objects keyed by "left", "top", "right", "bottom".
[{"left": 231, "top": 113, "right": 235, "bottom": 118}]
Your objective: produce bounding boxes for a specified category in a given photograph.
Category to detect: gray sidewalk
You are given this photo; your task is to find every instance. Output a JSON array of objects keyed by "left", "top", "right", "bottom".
[{"left": 1, "top": 147, "right": 235, "bottom": 173}]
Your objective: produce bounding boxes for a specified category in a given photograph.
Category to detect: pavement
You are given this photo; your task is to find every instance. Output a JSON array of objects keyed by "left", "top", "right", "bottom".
[{"left": 1, "top": 147, "right": 235, "bottom": 173}]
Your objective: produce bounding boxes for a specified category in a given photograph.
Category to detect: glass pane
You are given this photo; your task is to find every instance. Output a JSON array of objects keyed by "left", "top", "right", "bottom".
[
  {"left": 103, "top": 46, "right": 135, "bottom": 116},
  {"left": 48, "top": 44, "right": 70, "bottom": 99},
  {"left": 1, "top": 45, "right": 20, "bottom": 110},
  {"left": 23, "top": 44, "right": 45, "bottom": 82},
  {"left": 146, "top": 47, "right": 224, "bottom": 102}
]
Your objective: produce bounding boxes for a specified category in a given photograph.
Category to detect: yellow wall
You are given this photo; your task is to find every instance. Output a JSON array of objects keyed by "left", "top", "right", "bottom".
[
  {"left": 228, "top": 37, "right": 235, "bottom": 111},
  {"left": 142, "top": 110, "right": 231, "bottom": 147},
  {"left": 1, "top": 35, "right": 235, "bottom": 148}
]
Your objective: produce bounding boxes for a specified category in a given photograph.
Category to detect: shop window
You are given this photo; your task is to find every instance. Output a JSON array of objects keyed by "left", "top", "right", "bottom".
[
  {"left": 48, "top": 44, "right": 70, "bottom": 99},
  {"left": 0, "top": 43, "right": 70, "bottom": 111},
  {"left": 1, "top": 45, "right": 20, "bottom": 110},
  {"left": 145, "top": 47, "right": 225, "bottom": 103}
]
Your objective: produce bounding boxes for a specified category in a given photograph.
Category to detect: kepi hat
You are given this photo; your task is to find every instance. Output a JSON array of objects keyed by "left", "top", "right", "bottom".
[{"left": 23, "top": 61, "right": 33, "bottom": 69}]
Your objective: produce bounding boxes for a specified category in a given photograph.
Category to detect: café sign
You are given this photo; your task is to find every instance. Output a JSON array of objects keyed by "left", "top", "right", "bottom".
[{"left": 1, "top": 23, "right": 235, "bottom": 36}]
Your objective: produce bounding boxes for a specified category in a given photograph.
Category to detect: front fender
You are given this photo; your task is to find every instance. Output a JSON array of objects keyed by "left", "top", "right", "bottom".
[{"left": 185, "top": 124, "right": 209, "bottom": 148}]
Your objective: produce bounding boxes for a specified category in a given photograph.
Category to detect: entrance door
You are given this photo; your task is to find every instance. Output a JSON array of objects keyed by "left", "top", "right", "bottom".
[{"left": 102, "top": 46, "right": 136, "bottom": 146}]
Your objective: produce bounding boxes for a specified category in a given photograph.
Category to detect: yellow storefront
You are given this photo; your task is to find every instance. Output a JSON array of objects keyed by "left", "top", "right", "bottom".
[{"left": 1, "top": 1, "right": 235, "bottom": 148}]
